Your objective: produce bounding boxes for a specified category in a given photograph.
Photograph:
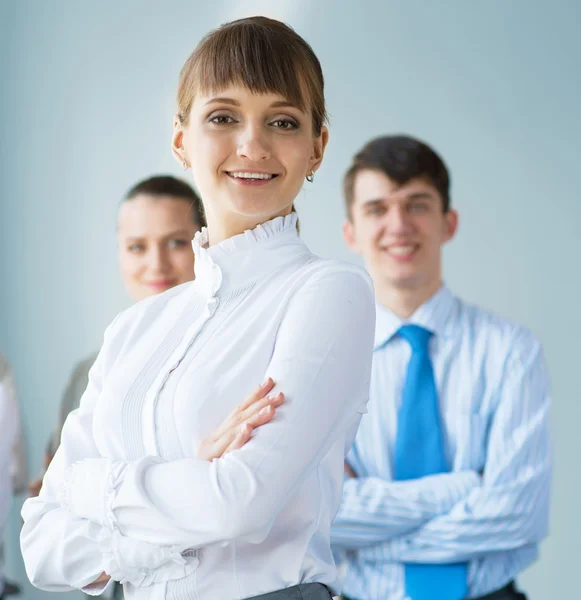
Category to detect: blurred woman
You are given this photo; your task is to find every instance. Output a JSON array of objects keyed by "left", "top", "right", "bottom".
[{"left": 30, "top": 175, "right": 204, "bottom": 489}]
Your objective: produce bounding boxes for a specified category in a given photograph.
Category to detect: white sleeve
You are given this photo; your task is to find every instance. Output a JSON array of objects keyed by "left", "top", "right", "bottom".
[
  {"left": 20, "top": 319, "right": 198, "bottom": 593},
  {"left": 64, "top": 266, "right": 376, "bottom": 548},
  {"left": 0, "top": 378, "right": 18, "bottom": 549}
]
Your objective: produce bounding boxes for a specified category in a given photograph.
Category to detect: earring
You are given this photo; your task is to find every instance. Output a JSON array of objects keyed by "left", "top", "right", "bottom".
[
  {"left": 182, "top": 158, "right": 188, "bottom": 171},
  {"left": 306, "top": 169, "right": 315, "bottom": 183}
]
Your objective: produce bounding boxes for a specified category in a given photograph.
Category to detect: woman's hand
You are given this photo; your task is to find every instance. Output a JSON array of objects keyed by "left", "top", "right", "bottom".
[
  {"left": 344, "top": 461, "right": 357, "bottom": 478},
  {"left": 196, "top": 378, "right": 284, "bottom": 461},
  {"left": 86, "top": 572, "right": 111, "bottom": 589}
]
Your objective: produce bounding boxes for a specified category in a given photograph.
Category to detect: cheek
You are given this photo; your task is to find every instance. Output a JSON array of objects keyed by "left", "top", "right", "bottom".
[
  {"left": 119, "top": 253, "right": 145, "bottom": 279},
  {"left": 189, "top": 132, "right": 231, "bottom": 176},
  {"left": 281, "top": 138, "right": 312, "bottom": 173},
  {"left": 365, "top": 222, "right": 384, "bottom": 246},
  {"left": 169, "top": 250, "right": 195, "bottom": 277}
]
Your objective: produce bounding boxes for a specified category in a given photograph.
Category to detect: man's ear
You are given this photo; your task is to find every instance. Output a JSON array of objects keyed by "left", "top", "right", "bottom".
[
  {"left": 443, "top": 208, "right": 459, "bottom": 243},
  {"left": 343, "top": 218, "right": 361, "bottom": 254}
]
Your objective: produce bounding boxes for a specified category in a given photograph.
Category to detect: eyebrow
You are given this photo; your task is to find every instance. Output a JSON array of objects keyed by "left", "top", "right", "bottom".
[
  {"left": 362, "top": 192, "right": 435, "bottom": 207},
  {"left": 204, "top": 97, "right": 303, "bottom": 111},
  {"left": 205, "top": 97, "right": 240, "bottom": 107},
  {"left": 406, "top": 192, "right": 435, "bottom": 201},
  {"left": 123, "top": 229, "right": 194, "bottom": 241}
]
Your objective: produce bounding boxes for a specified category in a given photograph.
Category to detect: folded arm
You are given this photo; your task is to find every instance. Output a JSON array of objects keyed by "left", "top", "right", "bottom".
[
  {"left": 20, "top": 320, "right": 195, "bottom": 593},
  {"left": 62, "top": 266, "right": 376, "bottom": 549},
  {"left": 331, "top": 470, "right": 481, "bottom": 550},
  {"left": 360, "top": 340, "right": 552, "bottom": 563}
]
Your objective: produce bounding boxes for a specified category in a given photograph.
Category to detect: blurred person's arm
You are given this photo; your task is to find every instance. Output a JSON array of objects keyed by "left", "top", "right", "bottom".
[
  {"left": 0, "top": 358, "right": 28, "bottom": 495},
  {"left": 359, "top": 340, "right": 551, "bottom": 563},
  {"left": 0, "top": 375, "right": 19, "bottom": 572},
  {"left": 29, "top": 356, "right": 95, "bottom": 498}
]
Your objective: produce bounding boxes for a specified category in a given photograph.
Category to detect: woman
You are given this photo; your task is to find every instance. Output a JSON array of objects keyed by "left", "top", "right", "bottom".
[
  {"left": 28, "top": 175, "right": 207, "bottom": 500},
  {"left": 21, "top": 17, "right": 375, "bottom": 600}
]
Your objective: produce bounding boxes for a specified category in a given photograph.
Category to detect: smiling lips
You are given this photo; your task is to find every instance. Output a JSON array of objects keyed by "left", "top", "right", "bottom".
[
  {"left": 382, "top": 244, "right": 419, "bottom": 262},
  {"left": 146, "top": 279, "right": 176, "bottom": 291},
  {"left": 226, "top": 171, "right": 279, "bottom": 186}
]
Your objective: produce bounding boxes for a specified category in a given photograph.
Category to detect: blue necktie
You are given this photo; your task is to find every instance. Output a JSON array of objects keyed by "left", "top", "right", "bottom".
[{"left": 394, "top": 325, "right": 467, "bottom": 600}]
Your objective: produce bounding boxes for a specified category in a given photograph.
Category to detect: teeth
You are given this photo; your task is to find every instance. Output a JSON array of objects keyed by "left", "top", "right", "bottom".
[
  {"left": 230, "top": 172, "right": 273, "bottom": 180},
  {"left": 387, "top": 246, "right": 416, "bottom": 256}
]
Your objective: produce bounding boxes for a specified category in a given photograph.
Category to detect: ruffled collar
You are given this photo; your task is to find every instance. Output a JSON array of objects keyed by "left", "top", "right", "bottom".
[{"left": 192, "top": 213, "right": 307, "bottom": 297}]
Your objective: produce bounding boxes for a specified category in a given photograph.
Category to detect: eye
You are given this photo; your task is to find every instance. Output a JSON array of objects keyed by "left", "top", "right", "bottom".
[
  {"left": 209, "top": 114, "right": 237, "bottom": 126},
  {"left": 367, "top": 206, "right": 386, "bottom": 216},
  {"left": 168, "top": 239, "right": 189, "bottom": 249},
  {"left": 270, "top": 118, "right": 299, "bottom": 130},
  {"left": 127, "top": 243, "right": 145, "bottom": 253},
  {"left": 409, "top": 202, "right": 428, "bottom": 213}
]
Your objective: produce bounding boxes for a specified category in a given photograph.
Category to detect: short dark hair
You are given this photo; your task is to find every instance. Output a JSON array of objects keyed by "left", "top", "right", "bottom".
[
  {"left": 344, "top": 135, "right": 451, "bottom": 219},
  {"left": 123, "top": 175, "right": 205, "bottom": 227}
]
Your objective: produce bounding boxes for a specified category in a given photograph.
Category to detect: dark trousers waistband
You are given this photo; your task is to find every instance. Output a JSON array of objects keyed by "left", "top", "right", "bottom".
[
  {"left": 472, "top": 581, "right": 527, "bottom": 600},
  {"left": 244, "top": 583, "right": 332, "bottom": 600},
  {"left": 343, "top": 580, "right": 525, "bottom": 600}
]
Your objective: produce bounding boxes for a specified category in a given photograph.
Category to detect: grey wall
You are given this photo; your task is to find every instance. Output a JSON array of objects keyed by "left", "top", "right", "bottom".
[{"left": 1, "top": 1, "right": 579, "bottom": 598}]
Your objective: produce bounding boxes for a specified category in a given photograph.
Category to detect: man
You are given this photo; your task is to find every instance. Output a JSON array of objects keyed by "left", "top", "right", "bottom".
[
  {"left": 331, "top": 135, "right": 551, "bottom": 600},
  {"left": 0, "top": 355, "right": 19, "bottom": 600}
]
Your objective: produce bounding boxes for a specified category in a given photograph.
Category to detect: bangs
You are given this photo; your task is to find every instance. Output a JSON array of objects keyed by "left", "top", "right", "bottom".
[
  {"left": 195, "top": 29, "right": 308, "bottom": 111},
  {"left": 178, "top": 17, "right": 326, "bottom": 133}
]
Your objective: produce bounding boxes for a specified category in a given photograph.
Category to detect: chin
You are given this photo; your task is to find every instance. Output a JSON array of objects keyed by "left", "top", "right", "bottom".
[
  {"left": 230, "top": 201, "right": 293, "bottom": 221},
  {"left": 386, "top": 272, "right": 425, "bottom": 290}
]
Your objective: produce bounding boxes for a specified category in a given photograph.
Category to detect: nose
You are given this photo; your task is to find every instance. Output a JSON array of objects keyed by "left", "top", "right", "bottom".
[
  {"left": 236, "top": 123, "right": 271, "bottom": 162},
  {"left": 386, "top": 205, "right": 414, "bottom": 235},
  {"left": 147, "top": 245, "right": 171, "bottom": 275}
]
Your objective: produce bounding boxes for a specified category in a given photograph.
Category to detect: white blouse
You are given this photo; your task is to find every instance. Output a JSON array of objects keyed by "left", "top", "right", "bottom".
[{"left": 21, "top": 214, "right": 375, "bottom": 600}]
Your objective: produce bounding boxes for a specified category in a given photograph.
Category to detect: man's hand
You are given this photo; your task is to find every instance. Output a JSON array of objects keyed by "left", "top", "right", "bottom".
[{"left": 196, "top": 378, "right": 284, "bottom": 461}]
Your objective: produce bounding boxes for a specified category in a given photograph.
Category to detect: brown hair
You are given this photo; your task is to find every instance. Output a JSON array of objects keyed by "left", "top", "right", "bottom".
[
  {"left": 123, "top": 175, "right": 206, "bottom": 228},
  {"left": 344, "top": 135, "right": 451, "bottom": 220},
  {"left": 176, "top": 16, "right": 327, "bottom": 135}
]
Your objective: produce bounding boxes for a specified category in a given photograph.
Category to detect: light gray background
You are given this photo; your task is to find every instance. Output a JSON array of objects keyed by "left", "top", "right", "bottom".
[{"left": 1, "top": 1, "right": 579, "bottom": 599}]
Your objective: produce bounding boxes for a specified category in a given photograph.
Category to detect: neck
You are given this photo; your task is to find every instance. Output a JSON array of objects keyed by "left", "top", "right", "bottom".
[
  {"left": 205, "top": 206, "right": 294, "bottom": 247},
  {"left": 375, "top": 277, "right": 442, "bottom": 318}
]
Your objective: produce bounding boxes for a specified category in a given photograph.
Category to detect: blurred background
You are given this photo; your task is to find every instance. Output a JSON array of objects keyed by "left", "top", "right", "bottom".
[{"left": 0, "top": 1, "right": 579, "bottom": 598}]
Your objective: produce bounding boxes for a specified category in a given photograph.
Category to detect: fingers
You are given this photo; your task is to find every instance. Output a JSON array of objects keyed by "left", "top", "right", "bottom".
[
  {"left": 224, "top": 423, "right": 253, "bottom": 455},
  {"left": 246, "top": 399, "right": 280, "bottom": 427},
  {"left": 211, "top": 379, "right": 277, "bottom": 441},
  {"left": 237, "top": 378, "right": 275, "bottom": 412},
  {"left": 238, "top": 391, "right": 284, "bottom": 424}
]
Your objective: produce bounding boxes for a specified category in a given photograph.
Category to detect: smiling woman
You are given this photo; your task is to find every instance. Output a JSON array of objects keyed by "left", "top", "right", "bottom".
[
  {"left": 20, "top": 16, "right": 376, "bottom": 600},
  {"left": 118, "top": 175, "right": 205, "bottom": 301},
  {"left": 173, "top": 16, "right": 328, "bottom": 244}
]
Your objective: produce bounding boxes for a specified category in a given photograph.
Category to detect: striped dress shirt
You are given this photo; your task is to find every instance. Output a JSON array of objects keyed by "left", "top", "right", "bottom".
[{"left": 331, "top": 286, "right": 551, "bottom": 600}]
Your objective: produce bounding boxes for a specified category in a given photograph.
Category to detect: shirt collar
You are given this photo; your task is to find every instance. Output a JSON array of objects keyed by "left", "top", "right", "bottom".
[
  {"left": 192, "top": 213, "right": 309, "bottom": 297},
  {"left": 373, "top": 285, "right": 457, "bottom": 350}
]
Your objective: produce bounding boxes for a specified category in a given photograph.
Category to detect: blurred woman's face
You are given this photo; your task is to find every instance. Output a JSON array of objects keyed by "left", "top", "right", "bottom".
[{"left": 117, "top": 195, "right": 200, "bottom": 301}]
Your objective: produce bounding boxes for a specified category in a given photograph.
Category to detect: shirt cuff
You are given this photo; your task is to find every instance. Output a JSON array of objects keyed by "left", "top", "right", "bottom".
[
  {"left": 59, "top": 458, "right": 127, "bottom": 529},
  {"left": 98, "top": 529, "right": 199, "bottom": 587}
]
